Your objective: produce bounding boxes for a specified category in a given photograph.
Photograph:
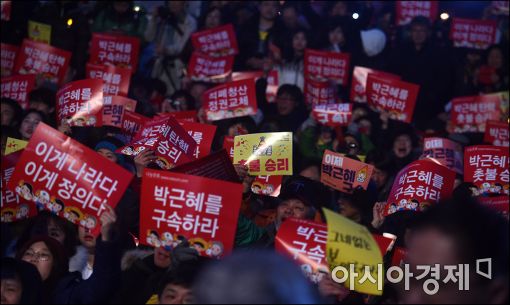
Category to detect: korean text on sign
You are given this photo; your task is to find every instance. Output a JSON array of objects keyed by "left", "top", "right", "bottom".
[
  {"left": 350, "top": 66, "right": 401, "bottom": 103},
  {"left": 450, "top": 18, "right": 497, "bottom": 50},
  {"left": 13, "top": 39, "right": 71, "bottom": 85},
  {"left": 233, "top": 132, "right": 293, "bottom": 176},
  {"left": 312, "top": 103, "right": 352, "bottom": 127},
  {"left": 89, "top": 33, "right": 140, "bottom": 73},
  {"left": 191, "top": 24, "right": 239, "bottom": 56},
  {"left": 484, "top": 121, "right": 509, "bottom": 147},
  {"left": 102, "top": 95, "right": 137, "bottom": 128},
  {"left": 420, "top": 137, "right": 463, "bottom": 174},
  {"left": 86, "top": 63, "right": 131, "bottom": 96},
  {"left": 304, "top": 49, "right": 350, "bottom": 85},
  {"left": 366, "top": 74, "right": 419, "bottom": 123},
  {"left": 1, "top": 43, "right": 18, "bottom": 77},
  {"left": 1, "top": 74, "right": 36, "bottom": 110},
  {"left": 396, "top": 1, "right": 438, "bottom": 26},
  {"left": 464, "top": 145, "right": 509, "bottom": 197},
  {"left": 6, "top": 123, "right": 133, "bottom": 235},
  {"left": 321, "top": 150, "right": 374, "bottom": 194},
  {"left": 187, "top": 52, "right": 234, "bottom": 81},
  {"left": 275, "top": 218, "right": 329, "bottom": 283},
  {"left": 203, "top": 78, "right": 258, "bottom": 121},
  {"left": 451, "top": 94, "right": 502, "bottom": 133},
  {"left": 140, "top": 169, "right": 242, "bottom": 259},
  {"left": 304, "top": 78, "right": 338, "bottom": 105},
  {"left": 385, "top": 160, "right": 456, "bottom": 216},
  {"left": 56, "top": 79, "right": 104, "bottom": 127}
]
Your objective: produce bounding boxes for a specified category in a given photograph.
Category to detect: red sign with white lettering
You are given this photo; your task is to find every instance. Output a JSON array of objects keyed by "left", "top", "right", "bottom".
[
  {"left": 366, "top": 74, "right": 419, "bottom": 123},
  {"left": 1, "top": 43, "right": 18, "bottom": 77},
  {"left": 187, "top": 52, "right": 234, "bottom": 81},
  {"left": 102, "top": 95, "right": 137, "bottom": 128},
  {"left": 191, "top": 24, "right": 239, "bottom": 56},
  {"left": 86, "top": 63, "right": 131, "bottom": 96},
  {"left": 312, "top": 103, "right": 352, "bottom": 127},
  {"left": 304, "top": 49, "right": 350, "bottom": 85},
  {"left": 350, "top": 66, "right": 401, "bottom": 103},
  {"left": 89, "top": 33, "right": 140, "bottom": 73},
  {"left": 450, "top": 18, "right": 498, "bottom": 50},
  {"left": 203, "top": 78, "right": 258, "bottom": 121},
  {"left": 140, "top": 169, "right": 242, "bottom": 258},
  {"left": 1, "top": 74, "right": 36, "bottom": 110},
  {"left": 451, "top": 95, "right": 502, "bottom": 133},
  {"left": 464, "top": 145, "right": 509, "bottom": 196},
  {"left": 304, "top": 78, "right": 338, "bottom": 105},
  {"left": 396, "top": 1, "right": 438, "bottom": 26},
  {"left": 56, "top": 79, "right": 104, "bottom": 127},
  {"left": 484, "top": 121, "right": 509, "bottom": 147}
]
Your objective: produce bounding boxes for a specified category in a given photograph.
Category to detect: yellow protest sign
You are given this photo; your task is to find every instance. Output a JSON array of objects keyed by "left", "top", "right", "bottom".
[
  {"left": 323, "top": 208, "right": 384, "bottom": 296},
  {"left": 28, "top": 20, "right": 51, "bottom": 44},
  {"left": 233, "top": 132, "right": 293, "bottom": 175},
  {"left": 5, "top": 137, "right": 28, "bottom": 155}
]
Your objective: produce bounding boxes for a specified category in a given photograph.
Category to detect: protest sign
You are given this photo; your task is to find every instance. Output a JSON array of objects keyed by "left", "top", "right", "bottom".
[
  {"left": 464, "top": 145, "right": 509, "bottom": 196},
  {"left": 187, "top": 52, "right": 233, "bottom": 82},
  {"left": 420, "top": 137, "right": 464, "bottom": 174},
  {"left": 1, "top": 43, "right": 18, "bottom": 76},
  {"left": 56, "top": 79, "right": 104, "bottom": 127},
  {"left": 484, "top": 121, "right": 509, "bottom": 147},
  {"left": 102, "top": 95, "right": 137, "bottom": 128},
  {"left": 179, "top": 121, "right": 217, "bottom": 159},
  {"left": 86, "top": 63, "right": 131, "bottom": 96},
  {"left": 312, "top": 103, "right": 352, "bottom": 127},
  {"left": 450, "top": 18, "right": 498, "bottom": 50},
  {"left": 234, "top": 132, "right": 293, "bottom": 176},
  {"left": 321, "top": 150, "right": 374, "bottom": 194},
  {"left": 203, "top": 78, "right": 258, "bottom": 121},
  {"left": 350, "top": 66, "right": 401, "bottom": 103},
  {"left": 251, "top": 175, "right": 283, "bottom": 197},
  {"left": 140, "top": 169, "right": 242, "bottom": 258},
  {"left": 396, "top": 1, "right": 438, "bottom": 26},
  {"left": 191, "top": 24, "right": 239, "bottom": 56},
  {"left": 89, "top": 33, "right": 140, "bottom": 73},
  {"left": 304, "top": 49, "right": 350, "bottom": 85},
  {"left": 451, "top": 94, "right": 503, "bottom": 133},
  {"left": 7, "top": 123, "right": 133, "bottom": 235},
  {"left": 1, "top": 74, "right": 36, "bottom": 109},
  {"left": 304, "top": 78, "right": 338, "bottom": 105},
  {"left": 28, "top": 20, "right": 51, "bottom": 44}
]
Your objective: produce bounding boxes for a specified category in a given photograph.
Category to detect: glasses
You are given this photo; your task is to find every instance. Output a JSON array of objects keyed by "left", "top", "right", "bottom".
[{"left": 22, "top": 251, "right": 51, "bottom": 262}]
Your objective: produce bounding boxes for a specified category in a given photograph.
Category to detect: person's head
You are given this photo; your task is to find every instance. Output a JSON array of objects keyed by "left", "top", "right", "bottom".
[
  {"left": 275, "top": 84, "right": 304, "bottom": 116},
  {"left": 158, "top": 259, "right": 208, "bottom": 304},
  {"left": 355, "top": 115, "right": 374, "bottom": 136},
  {"left": 113, "top": 1, "right": 131, "bottom": 14},
  {"left": 16, "top": 211, "right": 77, "bottom": 257},
  {"left": 409, "top": 16, "right": 431, "bottom": 48},
  {"left": 1, "top": 257, "right": 42, "bottom": 304},
  {"left": 342, "top": 132, "right": 362, "bottom": 156},
  {"left": 282, "top": 3, "right": 299, "bottom": 29},
  {"left": 360, "top": 28, "right": 387, "bottom": 57},
  {"left": 259, "top": 1, "right": 279, "bottom": 22},
  {"left": 16, "top": 236, "right": 68, "bottom": 283},
  {"left": 168, "top": 1, "right": 187, "bottom": 16},
  {"left": 1, "top": 98, "right": 23, "bottom": 128},
  {"left": 291, "top": 29, "right": 308, "bottom": 56},
  {"left": 189, "top": 82, "right": 210, "bottom": 109},
  {"left": 276, "top": 176, "right": 319, "bottom": 226},
  {"left": 336, "top": 188, "right": 373, "bottom": 224},
  {"left": 194, "top": 251, "right": 320, "bottom": 304},
  {"left": 154, "top": 246, "right": 172, "bottom": 269},
  {"left": 329, "top": 1, "right": 348, "bottom": 17},
  {"left": 28, "top": 88, "right": 55, "bottom": 116},
  {"left": 299, "top": 162, "right": 321, "bottom": 182},
  {"left": 78, "top": 225, "right": 97, "bottom": 250},
  {"left": 403, "top": 199, "right": 509, "bottom": 303},
  {"left": 203, "top": 7, "right": 223, "bottom": 29},
  {"left": 327, "top": 22, "right": 345, "bottom": 47},
  {"left": 485, "top": 44, "right": 505, "bottom": 70},
  {"left": 94, "top": 136, "right": 125, "bottom": 165},
  {"left": 162, "top": 90, "right": 196, "bottom": 113},
  {"left": 19, "top": 110, "right": 46, "bottom": 141},
  {"left": 392, "top": 128, "right": 416, "bottom": 159}
]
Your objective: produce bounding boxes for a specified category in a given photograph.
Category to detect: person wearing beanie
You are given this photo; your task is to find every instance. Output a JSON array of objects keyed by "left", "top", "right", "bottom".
[{"left": 94, "top": 136, "right": 127, "bottom": 168}]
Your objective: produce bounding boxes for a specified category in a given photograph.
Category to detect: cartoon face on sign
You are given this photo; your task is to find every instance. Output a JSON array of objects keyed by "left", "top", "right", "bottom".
[
  {"left": 34, "top": 190, "right": 51, "bottom": 210},
  {"left": 63, "top": 206, "right": 83, "bottom": 224},
  {"left": 161, "top": 232, "right": 175, "bottom": 248},
  {"left": 356, "top": 167, "right": 368, "bottom": 183},
  {"left": 205, "top": 241, "right": 224, "bottom": 258},
  {"left": 15, "top": 204, "right": 30, "bottom": 220},
  {"left": 48, "top": 198, "right": 65, "bottom": 215},
  {"left": 15, "top": 181, "right": 33, "bottom": 201},
  {"left": 146, "top": 230, "right": 161, "bottom": 247},
  {"left": 80, "top": 215, "right": 97, "bottom": 230},
  {"left": 1, "top": 208, "right": 16, "bottom": 222}
]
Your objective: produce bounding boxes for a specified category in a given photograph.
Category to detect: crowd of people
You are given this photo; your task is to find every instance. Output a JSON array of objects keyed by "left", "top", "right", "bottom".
[{"left": 1, "top": 1, "right": 509, "bottom": 304}]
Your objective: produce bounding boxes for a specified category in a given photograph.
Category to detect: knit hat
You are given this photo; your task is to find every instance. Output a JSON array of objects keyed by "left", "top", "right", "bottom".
[
  {"left": 360, "top": 29, "right": 387, "bottom": 57},
  {"left": 94, "top": 137, "right": 126, "bottom": 166}
]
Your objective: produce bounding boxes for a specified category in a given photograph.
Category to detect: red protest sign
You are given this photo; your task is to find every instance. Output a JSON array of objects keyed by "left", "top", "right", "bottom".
[
  {"left": 304, "top": 49, "right": 350, "bottom": 85},
  {"left": 484, "top": 121, "right": 509, "bottom": 147},
  {"left": 464, "top": 145, "right": 509, "bottom": 196},
  {"left": 391, "top": 247, "right": 408, "bottom": 267},
  {"left": 366, "top": 74, "right": 419, "bottom": 123},
  {"left": 304, "top": 78, "right": 338, "bottom": 105},
  {"left": 385, "top": 160, "right": 456, "bottom": 216},
  {"left": 223, "top": 136, "right": 235, "bottom": 161},
  {"left": 275, "top": 218, "right": 329, "bottom": 283},
  {"left": 56, "top": 79, "right": 104, "bottom": 127},
  {"left": 140, "top": 169, "right": 242, "bottom": 258},
  {"left": 120, "top": 110, "right": 148, "bottom": 142},
  {"left": 451, "top": 95, "right": 503, "bottom": 133},
  {"left": 1, "top": 74, "right": 36, "bottom": 110},
  {"left": 321, "top": 150, "right": 374, "bottom": 194},
  {"left": 1, "top": 43, "right": 18, "bottom": 77},
  {"left": 350, "top": 66, "right": 401, "bottom": 103},
  {"left": 1, "top": 151, "right": 38, "bottom": 223},
  {"left": 251, "top": 175, "right": 283, "bottom": 197},
  {"left": 102, "top": 95, "right": 137, "bottom": 128},
  {"left": 13, "top": 39, "right": 71, "bottom": 85},
  {"left": 119, "top": 116, "right": 197, "bottom": 170},
  {"left": 420, "top": 137, "right": 464, "bottom": 174},
  {"left": 478, "top": 196, "right": 509, "bottom": 219},
  {"left": 231, "top": 70, "right": 278, "bottom": 103},
  {"left": 312, "top": 103, "right": 352, "bottom": 127},
  {"left": 164, "top": 111, "right": 198, "bottom": 123},
  {"left": 86, "top": 63, "right": 131, "bottom": 96},
  {"left": 372, "top": 234, "right": 397, "bottom": 256},
  {"left": 187, "top": 52, "right": 234, "bottom": 82},
  {"left": 178, "top": 121, "right": 217, "bottom": 159},
  {"left": 191, "top": 24, "right": 239, "bottom": 56},
  {"left": 89, "top": 33, "right": 140, "bottom": 73},
  {"left": 396, "top": 1, "right": 438, "bottom": 26},
  {"left": 450, "top": 18, "right": 498, "bottom": 50},
  {"left": 1, "top": 1, "right": 11, "bottom": 21},
  {"left": 6, "top": 123, "right": 134, "bottom": 235},
  {"left": 203, "top": 78, "right": 257, "bottom": 121}
]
